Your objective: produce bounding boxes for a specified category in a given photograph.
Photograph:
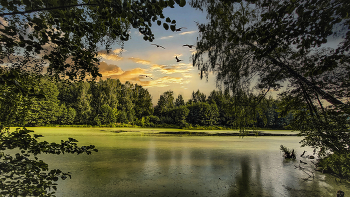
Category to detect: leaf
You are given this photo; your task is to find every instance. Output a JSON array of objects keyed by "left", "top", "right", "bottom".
[
  {"left": 178, "top": 0, "right": 186, "bottom": 7},
  {"left": 157, "top": 20, "right": 161, "bottom": 26},
  {"left": 163, "top": 23, "right": 169, "bottom": 30}
]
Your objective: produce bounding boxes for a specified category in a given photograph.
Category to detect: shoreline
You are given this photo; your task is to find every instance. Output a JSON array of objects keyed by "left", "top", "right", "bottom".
[{"left": 110, "top": 130, "right": 299, "bottom": 136}]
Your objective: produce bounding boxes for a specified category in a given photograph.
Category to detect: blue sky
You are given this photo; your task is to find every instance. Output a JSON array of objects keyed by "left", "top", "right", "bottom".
[{"left": 97, "top": 3, "right": 218, "bottom": 105}]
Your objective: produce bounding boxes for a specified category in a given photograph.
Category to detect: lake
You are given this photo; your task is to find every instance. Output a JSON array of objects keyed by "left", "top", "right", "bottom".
[{"left": 9, "top": 127, "right": 350, "bottom": 196}]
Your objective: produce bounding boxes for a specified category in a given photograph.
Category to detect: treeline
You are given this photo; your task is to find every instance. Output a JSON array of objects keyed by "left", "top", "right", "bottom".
[{"left": 3, "top": 76, "right": 293, "bottom": 129}]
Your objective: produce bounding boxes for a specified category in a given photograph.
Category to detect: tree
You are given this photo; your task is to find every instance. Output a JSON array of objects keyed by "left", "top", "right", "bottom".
[
  {"left": 72, "top": 81, "right": 92, "bottom": 124},
  {"left": 154, "top": 90, "right": 175, "bottom": 116},
  {"left": 190, "top": 0, "right": 350, "bottom": 175},
  {"left": 175, "top": 94, "right": 185, "bottom": 107},
  {"left": 207, "top": 90, "right": 231, "bottom": 125},
  {"left": 168, "top": 105, "right": 190, "bottom": 125},
  {"left": 57, "top": 104, "right": 76, "bottom": 125},
  {"left": 117, "top": 81, "right": 135, "bottom": 123},
  {"left": 133, "top": 84, "right": 154, "bottom": 119},
  {"left": 99, "top": 104, "right": 117, "bottom": 125},
  {"left": 187, "top": 90, "right": 206, "bottom": 104},
  {"left": 191, "top": 0, "right": 348, "bottom": 106},
  {"left": 186, "top": 102, "right": 219, "bottom": 126},
  {"left": 1, "top": 0, "right": 186, "bottom": 194},
  {"left": 0, "top": 127, "right": 97, "bottom": 196},
  {"left": 0, "top": 0, "right": 186, "bottom": 81},
  {"left": 25, "top": 76, "right": 60, "bottom": 126}
]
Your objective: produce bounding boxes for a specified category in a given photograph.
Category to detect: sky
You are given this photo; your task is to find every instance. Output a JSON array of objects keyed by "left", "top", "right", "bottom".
[{"left": 96, "top": 3, "right": 219, "bottom": 105}]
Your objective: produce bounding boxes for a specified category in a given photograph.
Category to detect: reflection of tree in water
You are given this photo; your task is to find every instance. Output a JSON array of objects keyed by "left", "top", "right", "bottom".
[{"left": 228, "top": 157, "right": 265, "bottom": 197}]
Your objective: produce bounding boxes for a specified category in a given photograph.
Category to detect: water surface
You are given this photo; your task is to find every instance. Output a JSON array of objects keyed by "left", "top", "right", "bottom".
[{"left": 18, "top": 128, "right": 350, "bottom": 196}]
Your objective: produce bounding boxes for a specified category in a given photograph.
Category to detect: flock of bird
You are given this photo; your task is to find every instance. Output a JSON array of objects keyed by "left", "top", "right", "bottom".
[{"left": 140, "top": 27, "right": 195, "bottom": 80}]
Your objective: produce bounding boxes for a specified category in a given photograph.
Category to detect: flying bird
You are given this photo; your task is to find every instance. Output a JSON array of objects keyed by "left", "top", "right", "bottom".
[
  {"left": 175, "top": 56, "right": 183, "bottom": 62},
  {"left": 151, "top": 44, "right": 165, "bottom": 49},
  {"left": 183, "top": 44, "right": 194, "bottom": 48},
  {"left": 175, "top": 27, "right": 187, "bottom": 32},
  {"left": 139, "top": 75, "right": 153, "bottom": 80}
]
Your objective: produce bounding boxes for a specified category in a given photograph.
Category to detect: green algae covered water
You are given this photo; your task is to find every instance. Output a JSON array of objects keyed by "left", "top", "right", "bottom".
[{"left": 10, "top": 127, "right": 350, "bottom": 196}]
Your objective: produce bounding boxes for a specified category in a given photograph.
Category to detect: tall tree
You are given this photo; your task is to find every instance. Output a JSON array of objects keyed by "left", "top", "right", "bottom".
[
  {"left": 25, "top": 76, "right": 60, "bottom": 126},
  {"left": 117, "top": 81, "right": 135, "bottom": 123},
  {"left": 190, "top": 0, "right": 350, "bottom": 158},
  {"left": 154, "top": 90, "right": 175, "bottom": 116},
  {"left": 186, "top": 102, "right": 219, "bottom": 126},
  {"left": 133, "top": 84, "right": 154, "bottom": 119},
  {"left": 187, "top": 90, "right": 206, "bottom": 104},
  {"left": 175, "top": 94, "right": 185, "bottom": 107}
]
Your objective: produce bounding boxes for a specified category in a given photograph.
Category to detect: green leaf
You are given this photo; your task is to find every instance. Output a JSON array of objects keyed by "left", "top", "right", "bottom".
[
  {"left": 157, "top": 20, "right": 161, "bottom": 26},
  {"left": 166, "top": 17, "right": 171, "bottom": 23}
]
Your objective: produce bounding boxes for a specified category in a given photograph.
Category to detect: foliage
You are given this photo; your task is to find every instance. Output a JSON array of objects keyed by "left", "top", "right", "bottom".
[
  {"left": 0, "top": 0, "right": 185, "bottom": 80},
  {"left": 154, "top": 90, "right": 175, "bottom": 116},
  {"left": 174, "top": 94, "right": 185, "bottom": 107},
  {"left": 0, "top": 127, "right": 98, "bottom": 196},
  {"left": 187, "top": 90, "right": 206, "bottom": 104},
  {"left": 186, "top": 102, "right": 219, "bottom": 126},
  {"left": 318, "top": 152, "right": 350, "bottom": 179},
  {"left": 190, "top": 0, "right": 350, "bottom": 175},
  {"left": 0, "top": 0, "right": 186, "bottom": 195},
  {"left": 280, "top": 145, "right": 296, "bottom": 159}
]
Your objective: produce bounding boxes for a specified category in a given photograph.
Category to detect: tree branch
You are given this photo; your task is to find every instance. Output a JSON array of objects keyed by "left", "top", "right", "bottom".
[
  {"left": 0, "top": 3, "right": 98, "bottom": 17},
  {"left": 268, "top": 56, "right": 344, "bottom": 106}
]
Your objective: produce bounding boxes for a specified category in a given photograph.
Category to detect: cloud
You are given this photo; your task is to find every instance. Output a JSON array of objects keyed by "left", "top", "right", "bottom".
[
  {"left": 98, "top": 62, "right": 124, "bottom": 76},
  {"left": 128, "top": 57, "right": 152, "bottom": 65},
  {"left": 98, "top": 63, "right": 190, "bottom": 87},
  {"left": 113, "top": 48, "right": 126, "bottom": 54},
  {"left": 144, "top": 76, "right": 187, "bottom": 87},
  {"left": 151, "top": 64, "right": 192, "bottom": 74},
  {"left": 98, "top": 50, "right": 123, "bottom": 61},
  {"left": 179, "top": 31, "right": 197, "bottom": 35},
  {"left": 182, "top": 73, "right": 193, "bottom": 78},
  {"left": 160, "top": 35, "right": 174, "bottom": 40}
]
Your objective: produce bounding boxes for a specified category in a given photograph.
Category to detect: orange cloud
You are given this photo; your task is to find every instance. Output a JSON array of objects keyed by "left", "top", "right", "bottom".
[
  {"left": 151, "top": 64, "right": 192, "bottom": 74},
  {"left": 98, "top": 62, "right": 124, "bottom": 76},
  {"left": 128, "top": 57, "right": 151, "bottom": 65}
]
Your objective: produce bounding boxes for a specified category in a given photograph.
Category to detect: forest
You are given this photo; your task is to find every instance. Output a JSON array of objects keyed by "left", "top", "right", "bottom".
[
  {"left": 1, "top": 0, "right": 349, "bottom": 195},
  {"left": 1, "top": 76, "right": 293, "bottom": 129}
]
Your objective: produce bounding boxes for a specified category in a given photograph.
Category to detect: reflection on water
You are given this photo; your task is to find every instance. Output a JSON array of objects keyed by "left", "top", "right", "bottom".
[{"left": 31, "top": 134, "right": 349, "bottom": 197}]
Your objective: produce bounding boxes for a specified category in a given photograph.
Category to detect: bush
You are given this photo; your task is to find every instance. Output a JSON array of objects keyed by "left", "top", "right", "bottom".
[{"left": 318, "top": 153, "right": 350, "bottom": 179}]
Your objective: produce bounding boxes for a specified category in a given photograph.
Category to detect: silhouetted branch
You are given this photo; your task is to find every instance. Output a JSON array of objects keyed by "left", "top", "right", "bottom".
[{"left": 0, "top": 3, "right": 98, "bottom": 17}]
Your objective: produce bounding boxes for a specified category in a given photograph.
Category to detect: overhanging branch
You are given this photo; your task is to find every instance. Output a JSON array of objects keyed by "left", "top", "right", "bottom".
[
  {"left": 0, "top": 3, "right": 98, "bottom": 17},
  {"left": 245, "top": 41, "right": 344, "bottom": 106},
  {"left": 268, "top": 57, "right": 344, "bottom": 106}
]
